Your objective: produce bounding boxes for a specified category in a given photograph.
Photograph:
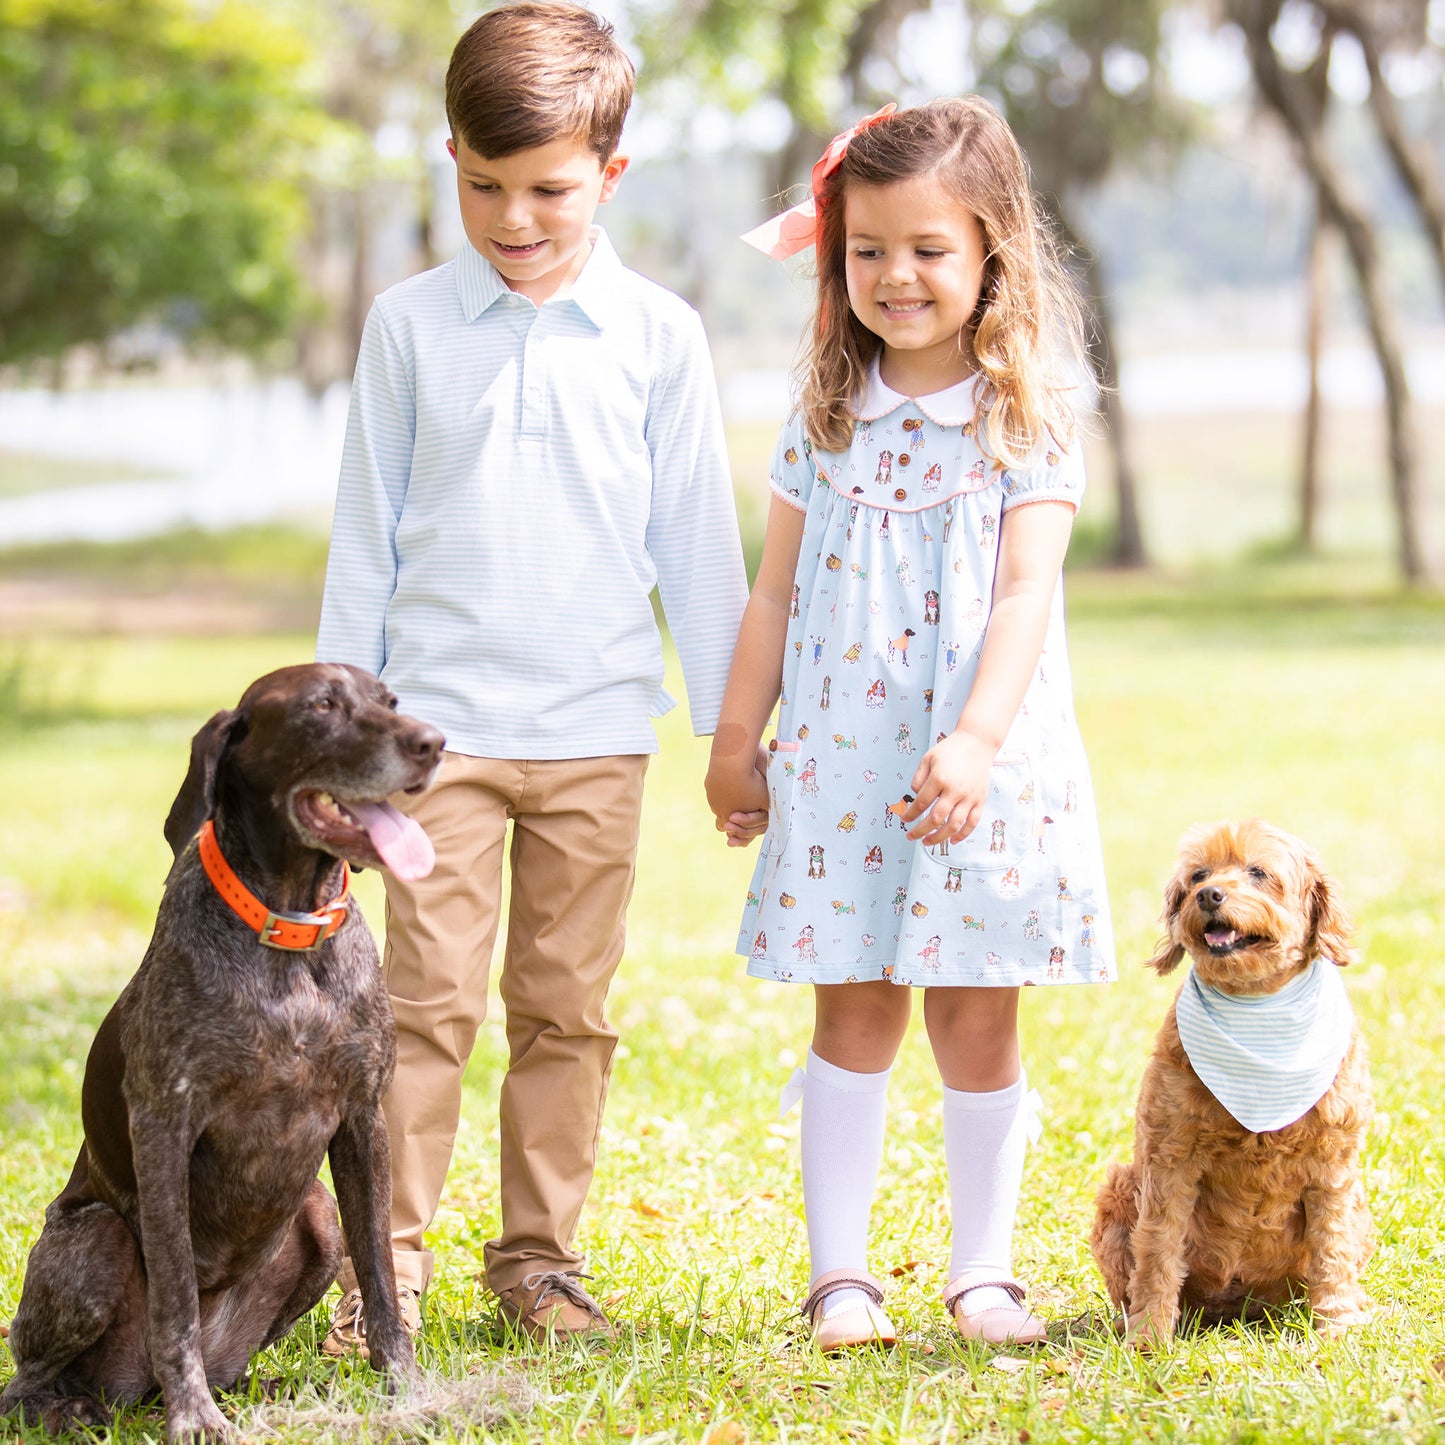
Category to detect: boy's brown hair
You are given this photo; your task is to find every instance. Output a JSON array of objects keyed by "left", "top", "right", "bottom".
[{"left": 445, "top": 2, "right": 634, "bottom": 163}]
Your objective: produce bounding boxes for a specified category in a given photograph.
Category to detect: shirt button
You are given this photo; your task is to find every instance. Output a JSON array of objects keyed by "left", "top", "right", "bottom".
[{"left": 894, "top": 488, "right": 907, "bottom": 501}]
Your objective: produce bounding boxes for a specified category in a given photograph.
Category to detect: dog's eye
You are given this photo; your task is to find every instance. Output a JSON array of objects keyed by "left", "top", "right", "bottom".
[
  {"left": 1190, "top": 868, "right": 1209, "bottom": 884},
  {"left": 1247, "top": 865, "right": 1272, "bottom": 884},
  {"left": 313, "top": 697, "right": 334, "bottom": 712}
]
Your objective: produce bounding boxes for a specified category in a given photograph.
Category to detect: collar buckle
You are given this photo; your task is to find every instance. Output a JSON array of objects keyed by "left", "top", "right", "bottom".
[{"left": 258, "top": 904, "right": 346, "bottom": 951}]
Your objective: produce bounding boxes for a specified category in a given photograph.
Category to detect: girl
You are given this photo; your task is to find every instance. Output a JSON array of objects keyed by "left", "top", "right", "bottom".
[{"left": 706, "top": 98, "right": 1115, "bottom": 1350}]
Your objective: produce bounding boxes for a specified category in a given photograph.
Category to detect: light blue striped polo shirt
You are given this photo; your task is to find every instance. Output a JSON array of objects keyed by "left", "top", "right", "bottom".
[{"left": 317, "top": 229, "right": 748, "bottom": 758}]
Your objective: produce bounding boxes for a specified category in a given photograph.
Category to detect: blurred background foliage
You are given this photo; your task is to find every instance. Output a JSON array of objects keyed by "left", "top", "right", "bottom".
[
  {"left": 0, "top": 0, "right": 325, "bottom": 367},
  {"left": 0, "top": 0, "right": 1442, "bottom": 590}
]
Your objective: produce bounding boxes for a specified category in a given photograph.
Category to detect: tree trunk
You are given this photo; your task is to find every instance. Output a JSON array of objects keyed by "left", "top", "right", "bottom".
[
  {"left": 1323, "top": 0, "right": 1445, "bottom": 291},
  {"left": 1234, "top": 0, "right": 1429, "bottom": 583},
  {"left": 1053, "top": 211, "right": 1147, "bottom": 567},
  {"left": 347, "top": 186, "right": 372, "bottom": 378},
  {"left": 1300, "top": 205, "right": 1331, "bottom": 550}
]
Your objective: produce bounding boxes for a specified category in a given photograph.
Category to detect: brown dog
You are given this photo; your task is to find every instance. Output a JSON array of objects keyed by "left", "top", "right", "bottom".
[
  {"left": 1090, "top": 819, "right": 1373, "bottom": 1345},
  {"left": 0, "top": 664, "right": 443, "bottom": 1442}
]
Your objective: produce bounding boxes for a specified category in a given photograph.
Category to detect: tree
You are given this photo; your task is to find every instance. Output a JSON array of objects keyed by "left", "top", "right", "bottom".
[
  {"left": 259, "top": 0, "right": 463, "bottom": 391},
  {"left": 966, "top": 0, "right": 1186, "bottom": 565},
  {"left": 1227, "top": 0, "right": 1436, "bottom": 583},
  {"left": 0, "top": 0, "right": 328, "bottom": 371}
]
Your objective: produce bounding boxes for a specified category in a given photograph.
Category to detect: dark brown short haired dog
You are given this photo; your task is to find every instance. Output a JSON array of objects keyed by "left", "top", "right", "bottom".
[
  {"left": 0, "top": 664, "right": 443, "bottom": 1442},
  {"left": 1090, "top": 819, "right": 1374, "bottom": 1346}
]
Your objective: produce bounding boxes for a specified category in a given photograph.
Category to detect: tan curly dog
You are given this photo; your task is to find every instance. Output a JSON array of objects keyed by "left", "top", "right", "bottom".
[{"left": 1090, "top": 819, "right": 1374, "bottom": 1346}]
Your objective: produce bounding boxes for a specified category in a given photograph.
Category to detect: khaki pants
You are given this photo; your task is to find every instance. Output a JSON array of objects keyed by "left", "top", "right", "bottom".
[{"left": 339, "top": 751, "right": 649, "bottom": 1297}]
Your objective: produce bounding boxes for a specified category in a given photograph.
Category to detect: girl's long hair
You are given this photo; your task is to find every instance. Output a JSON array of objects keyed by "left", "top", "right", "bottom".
[{"left": 795, "top": 97, "right": 1088, "bottom": 464}]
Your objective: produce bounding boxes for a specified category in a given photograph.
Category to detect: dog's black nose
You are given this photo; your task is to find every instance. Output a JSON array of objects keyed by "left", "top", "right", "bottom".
[
  {"left": 1197, "top": 885, "right": 1226, "bottom": 910},
  {"left": 403, "top": 722, "right": 446, "bottom": 765}
]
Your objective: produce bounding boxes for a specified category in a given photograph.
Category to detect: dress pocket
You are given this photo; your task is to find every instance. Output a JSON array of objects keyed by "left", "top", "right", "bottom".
[
  {"left": 761, "top": 739, "right": 798, "bottom": 858},
  {"left": 923, "top": 751, "right": 1037, "bottom": 874}
]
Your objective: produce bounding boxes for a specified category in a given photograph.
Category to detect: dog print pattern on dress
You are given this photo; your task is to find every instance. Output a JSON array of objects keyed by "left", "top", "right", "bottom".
[{"left": 739, "top": 368, "right": 1114, "bottom": 988}]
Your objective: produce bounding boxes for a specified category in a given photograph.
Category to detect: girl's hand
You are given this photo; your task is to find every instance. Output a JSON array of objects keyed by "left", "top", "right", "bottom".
[
  {"left": 705, "top": 745, "right": 770, "bottom": 848},
  {"left": 903, "top": 729, "right": 995, "bottom": 847},
  {"left": 722, "top": 808, "right": 769, "bottom": 847}
]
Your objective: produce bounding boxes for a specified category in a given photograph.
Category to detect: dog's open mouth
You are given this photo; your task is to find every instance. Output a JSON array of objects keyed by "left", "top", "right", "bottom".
[
  {"left": 294, "top": 790, "right": 436, "bottom": 881},
  {"left": 1203, "top": 925, "right": 1267, "bottom": 955}
]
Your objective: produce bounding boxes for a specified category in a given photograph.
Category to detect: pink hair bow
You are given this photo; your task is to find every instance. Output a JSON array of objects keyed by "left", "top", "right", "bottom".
[{"left": 741, "top": 102, "right": 898, "bottom": 259}]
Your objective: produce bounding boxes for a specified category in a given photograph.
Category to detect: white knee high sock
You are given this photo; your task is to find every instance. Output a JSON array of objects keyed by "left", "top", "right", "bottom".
[
  {"left": 943, "top": 1074, "right": 1029, "bottom": 1312},
  {"left": 801, "top": 1048, "right": 891, "bottom": 1318}
]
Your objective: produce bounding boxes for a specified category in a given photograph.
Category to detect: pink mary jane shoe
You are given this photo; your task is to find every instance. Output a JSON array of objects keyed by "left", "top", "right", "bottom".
[
  {"left": 802, "top": 1269, "right": 897, "bottom": 1352},
  {"left": 942, "top": 1269, "right": 1049, "bottom": 1346}
]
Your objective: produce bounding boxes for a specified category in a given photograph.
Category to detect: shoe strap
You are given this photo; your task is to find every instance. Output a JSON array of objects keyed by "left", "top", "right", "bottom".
[
  {"left": 943, "top": 1278, "right": 1027, "bottom": 1317},
  {"left": 801, "top": 1274, "right": 884, "bottom": 1322},
  {"left": 519, "top": 1270, "right": 607, "bottom": 1322}
]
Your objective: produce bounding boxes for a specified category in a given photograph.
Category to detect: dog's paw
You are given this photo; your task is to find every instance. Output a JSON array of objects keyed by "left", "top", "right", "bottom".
[
  {"left": 1122, "top": 1312, "right": 1177, "bottom": 1352},
  {"left": 39, "top": 1395, "right": 113, "bottom": 1434},
  {"left": 1313, "top": 1303, "right": 1373, "bottom": 1336},
  {"left": 166, "top": 1399, "right": 238, "bottom": 1444},
  {"left": 374, "top": 1341, "right": 422, "bottom": 1395}
]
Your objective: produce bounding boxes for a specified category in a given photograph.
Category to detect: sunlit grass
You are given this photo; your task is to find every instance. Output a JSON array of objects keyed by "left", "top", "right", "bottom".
[{"left": 1, "top": 576, "right": 1444, "bottom": 1440}]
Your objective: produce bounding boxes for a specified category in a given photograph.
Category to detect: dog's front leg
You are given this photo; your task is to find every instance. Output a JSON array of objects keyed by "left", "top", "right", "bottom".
[
  {"left": 1302, "top": 1169, "right": 1373, "bottom": 1331},
  {"left": 129, "top": 1106, "right": 236, "bottom": 1444},
  {"left": 1123, "top": 1155, "right": 1202, "bottom": 1350},
  {"left": 330, "top": 1107, "right": 420, "bottom": 1389}
]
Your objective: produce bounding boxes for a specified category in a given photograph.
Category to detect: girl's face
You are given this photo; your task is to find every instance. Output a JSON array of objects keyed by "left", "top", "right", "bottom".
[{"left": 843, "top": 171, "right": 987, "bottom": 396}]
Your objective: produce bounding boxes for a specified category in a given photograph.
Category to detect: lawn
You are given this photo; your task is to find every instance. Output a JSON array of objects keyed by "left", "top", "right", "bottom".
[{"left": 2, "top": 563, "right": 1444, "bottom": 1443}]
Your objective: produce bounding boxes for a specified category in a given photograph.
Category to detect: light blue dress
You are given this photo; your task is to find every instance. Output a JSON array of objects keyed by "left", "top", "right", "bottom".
[{"left": 737, "top": 367, "right": 1115, "bottom": 988}]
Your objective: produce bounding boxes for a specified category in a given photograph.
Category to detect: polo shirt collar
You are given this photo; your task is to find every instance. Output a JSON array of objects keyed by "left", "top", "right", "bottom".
[
  {"left": 857, "top": 358, "right": 979, "bottom": 427},
  {"left": 455, "top": 227, "right": 624, "bottom": 329}
]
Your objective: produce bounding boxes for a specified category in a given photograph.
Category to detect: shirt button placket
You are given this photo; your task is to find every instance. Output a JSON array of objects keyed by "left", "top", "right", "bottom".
[{"left": 520, "top": 308, "right": 544, "bottom": 447}]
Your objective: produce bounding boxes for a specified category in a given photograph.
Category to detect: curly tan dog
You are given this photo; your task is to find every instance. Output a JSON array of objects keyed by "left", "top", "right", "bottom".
[{"left": 1090, "top": 819, "right": 1373, "bottom": 1346}]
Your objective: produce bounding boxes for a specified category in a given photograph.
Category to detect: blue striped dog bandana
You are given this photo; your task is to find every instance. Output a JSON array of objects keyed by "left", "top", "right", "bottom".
[{"left": 1174, "top": 955, "right": 1353, "bottom": 1133}]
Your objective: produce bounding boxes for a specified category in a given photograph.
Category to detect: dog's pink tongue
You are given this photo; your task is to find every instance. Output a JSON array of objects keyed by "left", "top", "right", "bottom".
[{"left": 347, "top": 801, "right": 436, "bottom": 881}]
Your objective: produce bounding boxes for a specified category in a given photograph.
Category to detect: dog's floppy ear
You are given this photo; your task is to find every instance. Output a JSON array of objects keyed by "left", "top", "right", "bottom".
[
  {"left": 1306, "top": 856, "right": 1355, "bottom": 966},
  {"left": 1144, "top": 872, "right": 1187, "bottom": 974},
  {"left": 164, "top": 708, "right": 247, "bottom": 856}
]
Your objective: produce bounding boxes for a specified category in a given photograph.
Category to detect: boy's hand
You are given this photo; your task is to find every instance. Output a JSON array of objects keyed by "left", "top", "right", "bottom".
[
  {"left": 722, "top": 808, "right": 769, "bottom": 847},
  {"left": 903, "top": 729, "right": 995, "bottom": 847},
  {"left": 705, "top": 746, "right": 770, "bottom": 848}
]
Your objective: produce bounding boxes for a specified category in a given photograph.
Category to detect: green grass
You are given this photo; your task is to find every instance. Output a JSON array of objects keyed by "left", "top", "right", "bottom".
[
  {"left": 0, "top": 449, "right": 176, "bottom": 499},
  {"left": 2, "top": 571, "right": 1445, "bottom": 1441}
]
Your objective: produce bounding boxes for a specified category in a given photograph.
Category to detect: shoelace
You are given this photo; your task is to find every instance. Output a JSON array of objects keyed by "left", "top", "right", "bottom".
[
  {"left": 333, "top": 1287, "right": 366, "bottom": 1332},
  {"left": 519, "top": 1270, "right": 606, "bottom": 1320},
  {"left": 334, "top": 1284, "right": 415, "bottom": 1334}
]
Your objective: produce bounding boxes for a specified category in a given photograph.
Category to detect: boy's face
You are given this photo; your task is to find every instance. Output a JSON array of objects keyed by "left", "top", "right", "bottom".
[{"left": 448, "top": 135, "right": 628, "bottom": 303}]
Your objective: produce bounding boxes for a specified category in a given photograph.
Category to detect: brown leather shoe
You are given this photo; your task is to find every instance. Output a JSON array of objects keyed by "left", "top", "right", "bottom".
[
  {"left": 496, "top": 1271, "right": 614, "bottom": 1341},
  {"left": 320, "top": 1283, "right": 422, "bottom": 1360}
]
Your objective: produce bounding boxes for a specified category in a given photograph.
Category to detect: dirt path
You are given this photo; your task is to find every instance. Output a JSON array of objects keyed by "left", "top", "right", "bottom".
[{"left": 0, "top": 578, "right": 315, "bottom": 635}]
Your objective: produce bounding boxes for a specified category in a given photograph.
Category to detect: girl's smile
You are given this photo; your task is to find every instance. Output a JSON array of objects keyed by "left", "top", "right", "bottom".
[{"left": 843, "top": 171, "right": 988, "bottom": 396}]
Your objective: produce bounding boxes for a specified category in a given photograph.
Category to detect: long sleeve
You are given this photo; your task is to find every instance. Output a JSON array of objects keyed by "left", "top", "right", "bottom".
[
  {"left": 316, "top": 303, "right": 416, "bottom": 675},
  {"left": 644, "top": 309, "right": 748, "bottom": 735}
]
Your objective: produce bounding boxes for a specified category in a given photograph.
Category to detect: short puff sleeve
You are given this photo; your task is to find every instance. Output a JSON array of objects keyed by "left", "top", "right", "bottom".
[
  {"left": 767, "top": 413, "right": 818, "bottom": 514},
  {"left": 999, "top": 433, "right": 1087, "bottom": 514}
]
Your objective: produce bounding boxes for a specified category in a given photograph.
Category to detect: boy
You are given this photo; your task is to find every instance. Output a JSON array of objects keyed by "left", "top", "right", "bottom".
[{"left": 316, "top": 0, "right": 747, "bottom": 1346}]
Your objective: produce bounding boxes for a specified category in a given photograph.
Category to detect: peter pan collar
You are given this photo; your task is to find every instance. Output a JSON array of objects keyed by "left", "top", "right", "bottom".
[
  {"left": 456, "top": 226, "right": 624, "bottom": 329},
  {"left": 857, "top": 360, "right": 979, "bottom": 427}
]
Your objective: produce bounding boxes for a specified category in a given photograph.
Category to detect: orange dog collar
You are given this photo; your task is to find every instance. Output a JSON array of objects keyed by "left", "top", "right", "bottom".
[{"left": 198, "top": 819, "right": 350, "bottom": 951}]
